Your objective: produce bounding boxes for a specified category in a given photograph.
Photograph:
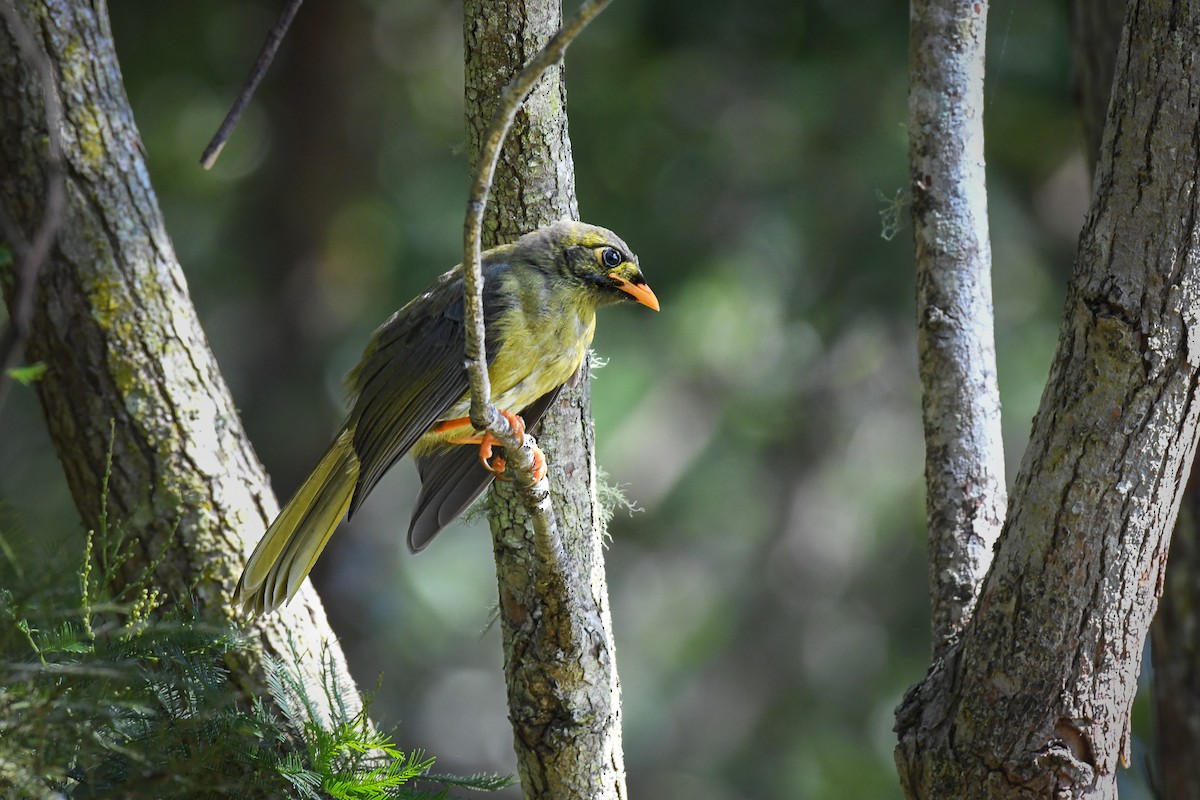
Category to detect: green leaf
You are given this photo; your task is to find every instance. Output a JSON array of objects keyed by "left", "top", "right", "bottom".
[{"left": 6, "top": 362, "right": 47, "bottom": 386}]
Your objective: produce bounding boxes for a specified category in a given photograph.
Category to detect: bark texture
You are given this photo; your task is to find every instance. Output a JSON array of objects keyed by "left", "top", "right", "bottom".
[
  {"left": 910, "top": 0, "right": 1006, "bottom": 656},
  {"left": 1068, "top": 5, "right": 1200, "bottom": 797},
  {"left": 896, "top": 2, "right": 1200, "bottom": 796},
  {"left": 0, "top": 0, "right": 360, "bottom": 719},
  {"left": 464, "top": 1, "right": 627, "bottom": 798}
]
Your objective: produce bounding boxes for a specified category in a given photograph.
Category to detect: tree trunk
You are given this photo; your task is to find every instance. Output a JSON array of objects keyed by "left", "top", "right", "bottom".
[
  {"left": 1068, "top": 3, "right": 1200, "bottom": 797},
  {"left": 896, "top": 1, "right": 1200, "bottom": 796},
  {"left": 464, "top": 1, "right": 627, "bottom": 797},
  {"left": 0, "top": 0, "right": 360, "bottom": 720},
  {"left": 909, "top": 0, "right": 1007, "bottom": 657}
]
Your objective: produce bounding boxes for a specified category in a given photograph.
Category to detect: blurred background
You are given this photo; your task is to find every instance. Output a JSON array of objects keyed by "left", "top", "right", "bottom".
[{"left": 1, "top": 1, "right": 1136, "bottom": 797}]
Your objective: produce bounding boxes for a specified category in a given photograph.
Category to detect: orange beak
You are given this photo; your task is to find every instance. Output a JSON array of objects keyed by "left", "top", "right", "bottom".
[{"left": 609, "top": 273, "right": 660, "bottom": 311}]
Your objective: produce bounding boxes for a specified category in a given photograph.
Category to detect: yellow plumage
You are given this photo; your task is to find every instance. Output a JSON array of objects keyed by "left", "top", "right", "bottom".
[
  {"left": 238, "top": 428, "right": 359, "bottom": 615},
  {"left": 235, "top": 221, "right": 658, "bottom": 614}
]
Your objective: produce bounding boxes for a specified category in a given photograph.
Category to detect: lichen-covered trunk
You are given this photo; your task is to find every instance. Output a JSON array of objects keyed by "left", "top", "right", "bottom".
[
  {"left": 896, "top": 1, "right": 1200, "bottom": 796},
  {"left": 464, "top": 1, "right": 626, "bottom": 797},
  {"left": 0, "top": 0, "right": 360, "bottom": 719}
]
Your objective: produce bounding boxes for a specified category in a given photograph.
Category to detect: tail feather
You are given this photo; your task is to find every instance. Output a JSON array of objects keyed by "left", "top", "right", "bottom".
[
  {"left": 237, "top": 428, "right": 359, "bottom": 615},
  {"left": 408, "top": 447, "right": 495, "bottom": 552}
]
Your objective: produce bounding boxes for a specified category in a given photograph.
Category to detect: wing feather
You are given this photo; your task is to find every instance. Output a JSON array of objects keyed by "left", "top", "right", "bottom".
[
  {"left": 406, "top": 379, "right": 570, "bottom": 550},
  {"left": 347, "top": 262, "right": 512, "bottom": 516}
]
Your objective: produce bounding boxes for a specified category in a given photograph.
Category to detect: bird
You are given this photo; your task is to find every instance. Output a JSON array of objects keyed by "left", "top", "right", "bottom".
[{"left": 235, "top": 220, "right": 658, "bottom": 614}]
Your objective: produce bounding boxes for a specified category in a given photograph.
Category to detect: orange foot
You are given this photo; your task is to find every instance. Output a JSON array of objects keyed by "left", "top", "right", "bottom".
[
  {"left": 433, "top": 410, "right": 546, "bottom": 481},
  {"left": 489, "top": 439, "right": 547, "bottom": 482},
  {"left": 491, "top": 443, "right": 545, "bottom": 482}
]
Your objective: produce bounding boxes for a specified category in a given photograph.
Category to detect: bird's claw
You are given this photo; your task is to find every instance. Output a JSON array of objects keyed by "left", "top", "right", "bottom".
[
  {"left": 479, "top": 436, "right": 504, "bottom": 476},
  {"left": 489, "top": 445, "right": 544, "bottom": 481},
  {"left": 530, "top": 444, "right": 546, "bottom": 481},
  {"left": 477, "top": 410, "right": 545, "bottom": 482}
]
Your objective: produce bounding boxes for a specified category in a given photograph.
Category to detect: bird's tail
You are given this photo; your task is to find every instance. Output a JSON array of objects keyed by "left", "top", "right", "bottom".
[{"left": 236, "top": 427, "right": 359, "bottom": 615}]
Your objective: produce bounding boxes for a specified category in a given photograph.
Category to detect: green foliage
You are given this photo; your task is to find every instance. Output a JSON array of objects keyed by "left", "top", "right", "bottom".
[
  {"left": 0, "top": 467, "right": 513, "bottom": 799},
  {"left": 261, "top": 639, "right": 508, "bottom": 800},
  {"left": 4, "top": 362, "right": 47, "bottom": 386}
]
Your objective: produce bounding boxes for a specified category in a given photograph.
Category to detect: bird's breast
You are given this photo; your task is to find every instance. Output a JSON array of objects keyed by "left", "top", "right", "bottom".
[
  {"left": 488, "top": 303, "right": 595, "bottom": 411},
  {"left": 438, "top": 301, "right": 596, "bottom": 424}
]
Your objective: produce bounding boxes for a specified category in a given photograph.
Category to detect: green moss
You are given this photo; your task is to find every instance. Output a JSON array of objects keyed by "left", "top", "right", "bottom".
[
  {"left": 74, "top": 106, "right": 107, "bottom": 170},
  {"left": 87, "top": 275, "right": 126, "bottom": 332},
  {"left": 52, "top": 35, "right": 109, "bottom": 172}
]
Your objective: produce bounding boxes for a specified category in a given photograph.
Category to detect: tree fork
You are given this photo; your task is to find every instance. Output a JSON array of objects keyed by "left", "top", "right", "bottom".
[{"left": 897, "top": 2, "right": 1200, "bottom": 796}]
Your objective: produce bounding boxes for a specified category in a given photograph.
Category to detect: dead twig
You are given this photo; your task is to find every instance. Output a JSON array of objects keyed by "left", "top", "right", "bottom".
[{"left": 200, "top": 0, "right": 303, "bottom": 169}]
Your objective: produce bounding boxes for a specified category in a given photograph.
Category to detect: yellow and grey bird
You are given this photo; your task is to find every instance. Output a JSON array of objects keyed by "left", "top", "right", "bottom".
[{"left": 236, "top": 220, "right": 658, "bottom": 614}]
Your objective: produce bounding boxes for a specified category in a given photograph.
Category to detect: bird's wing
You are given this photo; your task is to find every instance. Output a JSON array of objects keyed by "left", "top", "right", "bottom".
[
  {"left": 347, "top": 263, "right": 511, "bottom": 516},
  {"left": 407, "top": 379, "right": 569, "bottom": 551},
  {"left": 407, "top": 447, "right": 491, "bottom": 552}
]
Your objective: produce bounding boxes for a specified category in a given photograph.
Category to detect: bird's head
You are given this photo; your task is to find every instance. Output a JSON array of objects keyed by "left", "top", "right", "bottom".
[{"left": 517, "top": 221, "right": 660, "bottom": 311}]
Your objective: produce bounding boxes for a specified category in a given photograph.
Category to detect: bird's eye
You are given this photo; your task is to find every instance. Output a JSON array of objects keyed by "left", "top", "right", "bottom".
[{"left": 601, "top": 247, "right": 623, "bottom": 269}]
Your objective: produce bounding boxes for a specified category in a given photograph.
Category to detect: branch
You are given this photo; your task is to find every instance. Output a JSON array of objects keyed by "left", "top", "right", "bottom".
[
  {"left": 460, "top": 0, "right": 611, "bottom": 558},
  {"left": 199, "top": 0, "right": 303, "bottom": 170},
  {"left": 0, "top": 0, "right": 65, "bottom": 413},
  {"left": 909, "top": 0, "right": 1006, "bottom": 656}
]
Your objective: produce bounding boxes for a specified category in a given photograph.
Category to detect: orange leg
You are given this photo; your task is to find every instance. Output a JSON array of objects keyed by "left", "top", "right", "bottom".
[
  {"left": 433, "top": 410, "right": 545, "bottom": 481},
  {"left": 430, "top": 416, "right": 473, "bottom": 435}
]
